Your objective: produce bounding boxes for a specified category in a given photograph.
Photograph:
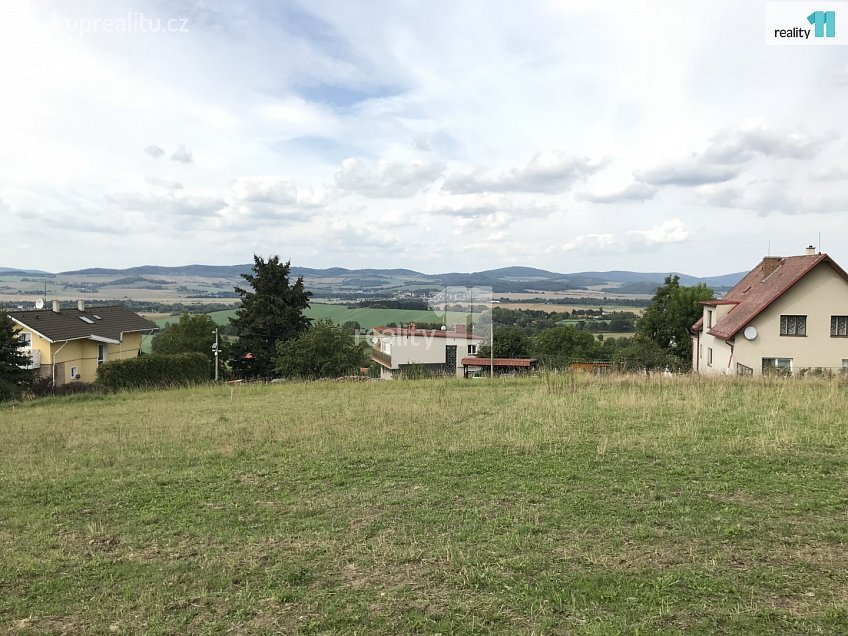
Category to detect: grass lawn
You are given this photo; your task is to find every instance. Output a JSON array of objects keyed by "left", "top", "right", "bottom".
[{"left": 2, "top": 375, "right": 848, "bottom": 634}]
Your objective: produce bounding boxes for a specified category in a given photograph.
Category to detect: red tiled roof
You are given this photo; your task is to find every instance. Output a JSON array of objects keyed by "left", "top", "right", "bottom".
[
  {"left": 461, "top": 357, "right": 537, "bottom": 367},
  {"left": 691, "top": 253, "right": 848, "bottom": 340},
  {"left": 374, "top": 326, "right": 483, "bottom": 340}
]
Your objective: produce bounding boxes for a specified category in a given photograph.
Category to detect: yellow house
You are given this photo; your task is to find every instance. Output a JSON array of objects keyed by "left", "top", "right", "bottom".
[
  {"left": 9, "top": 301, "right": 157, "bottom": 385},
  {"left": 691, "top": 247, "right": 848, "bottom": 376}
]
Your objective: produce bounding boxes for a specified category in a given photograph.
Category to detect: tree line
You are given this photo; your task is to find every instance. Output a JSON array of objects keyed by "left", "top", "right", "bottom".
[{"left": 0, "top": 256, "right": 713, "bottom": 400}]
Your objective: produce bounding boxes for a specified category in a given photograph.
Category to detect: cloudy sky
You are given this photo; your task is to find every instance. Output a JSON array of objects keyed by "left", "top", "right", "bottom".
[{"left": 2, "top": 1, "right": 847, "bottom": 275}]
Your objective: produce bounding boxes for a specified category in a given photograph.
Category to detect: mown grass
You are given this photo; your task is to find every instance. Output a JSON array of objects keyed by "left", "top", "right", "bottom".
[{"left": 2, "top": 375, "right": 848, "bottom": 634}]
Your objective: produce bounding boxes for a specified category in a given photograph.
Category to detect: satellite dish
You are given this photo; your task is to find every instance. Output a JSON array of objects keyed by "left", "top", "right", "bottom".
[
  {"left": 743, "top": 326, "right": 758, "bottom": 341},
  {"left": 370, "top": 337, "right": 378, "bottom": 344},
  {"left": 35, "top": 299, "right": 44, "bottom": 309}
]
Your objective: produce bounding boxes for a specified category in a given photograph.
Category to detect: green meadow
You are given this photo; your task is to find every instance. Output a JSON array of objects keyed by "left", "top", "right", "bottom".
[
  {"left": 2, "top": 375, "right": 848, "bottom": 634},
  {"left": 153, "top": 304, "right": 480, "bottom": 331}
]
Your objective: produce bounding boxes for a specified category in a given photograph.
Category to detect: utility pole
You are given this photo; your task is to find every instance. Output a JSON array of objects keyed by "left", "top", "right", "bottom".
[{"left": 212, "top": 328, "right": 219, "bottom": 382}]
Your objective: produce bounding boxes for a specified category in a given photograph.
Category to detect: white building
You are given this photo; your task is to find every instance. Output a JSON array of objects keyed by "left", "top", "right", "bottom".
[
  {"left": 691, "top": 248, "right": 848, "bottom": 376},
  {"left": 370, "top": 323, "right": 484, "bottom": 379}
]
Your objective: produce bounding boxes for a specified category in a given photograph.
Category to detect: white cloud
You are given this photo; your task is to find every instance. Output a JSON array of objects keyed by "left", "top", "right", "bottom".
[
  {"left": 562, "top": 233, "right": 619, "bottom": 253},
  {"left": 702, "top": 123, "right": 830, "bottom": 164},
  {"left": 335, "top": 157, "right": 444, "bottom": 198},
  {"left": 579, "top": 182, "right": 657, "bottom": 204},
  {"left": 324, "top": 218, "right": 403, "bottom": 251},
  {"left": 637, "top": 161, "right": 741, "bottom": 187},
  {"left": 697, "top": 184, "right": 847, "bottom": 216},
  {"left": 145, "top": 177, "right": 183, "bottom": 190},
  {"left": 105, "top": 191, "right": 224, "bottom": 217},
  {"left": 562, "top": 219, "right": 689, "bottom": 253},
  {"left": 171, "top": 145, "right": 194, "bottom": 164},
  {"left": 144, "top": 144, "right": 164, "bottom": 159},
  {"left": 629, "top": 218, "right": 689, "bottom": 244},
  {"left": 443, "top": 152, "right": 607, "bottom": 194}
]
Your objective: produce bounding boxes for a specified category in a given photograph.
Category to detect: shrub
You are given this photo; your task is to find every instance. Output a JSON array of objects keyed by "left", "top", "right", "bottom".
[
  {"left": 29, "top": 376, "right": 104, "bottom": 398},
  {"left": 97, "top": 352, "right": 209, "bottom": 391}
]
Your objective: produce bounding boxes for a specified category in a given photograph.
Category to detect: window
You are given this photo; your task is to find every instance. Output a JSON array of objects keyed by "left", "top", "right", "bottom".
[
  {"left": 736, "top": 363, "right": 753, "bottom": 376},
  {"left": 467, "top": 344, "right": 477, "bottom": 355},
  {"left": 97, "top": 344, "right": 107, "bottom": 366},
  {"left": 762, "top": 358, "right": 792, "bottom": 376},
  {"left": 699, "top": 344, "right": 703, "bottom": 359},
  {"left": 19, "top": 332, "right": 32, "bottom": 348},
  {"left": 70, "top": 366, "right": 79, "bottom": 380},
  {"left": 78, "top": 316, "right": 94, "bottom": 324},
  {"left": 831, "top": 316, "right": 848, "bottom": 337},
  {"left": 780, "top": 315, "right": 806, "bottom": 336},
  {"left": 707, "top": 347, "right": 713, "bottom": 366},
  {"left": 706, "top": 310, "right": 713, "bottom": 328}
]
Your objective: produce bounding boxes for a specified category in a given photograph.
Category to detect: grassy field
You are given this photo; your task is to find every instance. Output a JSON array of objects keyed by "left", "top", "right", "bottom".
[{"left": 3, "top": 376, "right": 848, "bottom": 634}]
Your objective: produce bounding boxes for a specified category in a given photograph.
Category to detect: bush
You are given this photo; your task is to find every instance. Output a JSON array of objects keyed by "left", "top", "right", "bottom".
[
  {"left": 97, "top": 352, "right": 210, "bottom": 391},
  {"left": 29, "top": 376, "right": 104, "bottom": 398}
]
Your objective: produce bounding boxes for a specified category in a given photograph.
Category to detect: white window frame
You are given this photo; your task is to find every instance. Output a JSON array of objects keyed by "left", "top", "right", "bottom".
[
  {"left": 468, "top": 344, "right": 477, "bottom": 355},
  {"left": 19, "top": 332, "right": 32, "bottom": 348},
  {"left": 707, "top": 347, "right": 713, "bottom": 366},
  {"left": 97, "top": 344, "right": 107, "bottom": 366},
  {"left": 70, "top": 366, "right": 79, "bottom": 380}
]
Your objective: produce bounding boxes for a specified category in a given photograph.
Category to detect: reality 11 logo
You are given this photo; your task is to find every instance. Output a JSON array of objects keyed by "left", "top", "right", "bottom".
[{"left": 808, "top": 10, "right": 836, "bottom": 37}]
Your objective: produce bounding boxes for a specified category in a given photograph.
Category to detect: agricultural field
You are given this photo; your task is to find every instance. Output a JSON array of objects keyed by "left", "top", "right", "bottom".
[
  {"left": 153, "top": 304, "right": 484, "bottom": 331},
  {"left": 499, "top": 302, "right": 646, "bottom": 315},
  {"left": 2, "top": 376, "right": 848, "bottom": 634}
]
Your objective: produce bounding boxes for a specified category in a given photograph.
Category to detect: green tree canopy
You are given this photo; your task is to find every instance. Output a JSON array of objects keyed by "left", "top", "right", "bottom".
[
  {"left": 0, "top": 313, "right": 33, "bottom": 401},
  {"left": 229, "top": 256, "right": 312, "bottom": 379},
  {"left": 612, "top": 335, "right": 683, "bottom": 373},
  {"left": 476, "top": 326, "right": 532, "bottom": 359},
  {"left": 531, "top": 324, "right": 600, "bottom": 368},
  {"left": 152, "top": 313, "right": 222, "bottom": 366},
  {"left": 638, "top": 275, "right": 714, "bottom": 367},
  {"left": 276, "top": 320, "right": 367, "bottom": 379}
]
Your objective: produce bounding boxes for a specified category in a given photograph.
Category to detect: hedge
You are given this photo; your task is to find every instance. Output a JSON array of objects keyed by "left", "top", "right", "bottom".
[{"left": 97, "top": 352, "right": 210, "bottom": 391}]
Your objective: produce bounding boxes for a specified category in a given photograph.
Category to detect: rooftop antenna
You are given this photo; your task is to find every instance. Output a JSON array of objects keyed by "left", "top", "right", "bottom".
[
  {"left": 818, "top": 232, "right": 822, "bottom": 254},
  {"left": 767, "top": 240, "right": 771, "bottom": 257}
]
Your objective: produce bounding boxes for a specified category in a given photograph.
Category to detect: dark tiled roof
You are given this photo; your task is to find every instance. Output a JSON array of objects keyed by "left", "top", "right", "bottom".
[
  {"left": 7, "top": 305, "right": 157, "bottom": 343},
  {"left": 461, "top": 357, "right": 537, "bottom": 367},
  {"left": 691, "top": 254, "right": 848, "bottom": 340}
]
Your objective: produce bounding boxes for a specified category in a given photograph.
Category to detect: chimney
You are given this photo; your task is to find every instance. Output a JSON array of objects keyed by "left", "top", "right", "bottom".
[
  {"left": 806, "top": 245, "right": 816, "bottom": 256},
  {"left": 52, "top": 300, "right": 60, "bottom": 313},
  {"left": 77, "top": 299, "right": 85, "bottom": 312},
  {"left": 761, "top": 256, "right": 782, "bottom": 279},
  {"left": 453, "top": 323, "right": 466, "bottom": 335}
]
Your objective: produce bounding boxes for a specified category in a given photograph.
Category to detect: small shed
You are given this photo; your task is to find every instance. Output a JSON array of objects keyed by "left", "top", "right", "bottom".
[{"left": 461, "top": 357, "right": 538, "bottom": 377}]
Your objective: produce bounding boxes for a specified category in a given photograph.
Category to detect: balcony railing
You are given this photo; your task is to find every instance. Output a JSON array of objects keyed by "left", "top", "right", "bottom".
[{"left": 370, "top": 348, "right": 392, "bottom": 367}]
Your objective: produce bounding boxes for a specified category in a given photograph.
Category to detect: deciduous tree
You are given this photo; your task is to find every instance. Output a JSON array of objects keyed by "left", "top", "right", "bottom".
[
  {"left": 638, "top": 275, "right": 714, "bottom": 367},
  {"left": 276, "top": 320, "right": 367, "bottom": 379},
  {"left": 152, "top": 313, "right": 222, "bottom": 368}
]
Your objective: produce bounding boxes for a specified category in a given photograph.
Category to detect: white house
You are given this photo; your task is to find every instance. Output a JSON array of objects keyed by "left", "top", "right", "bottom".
[
  {"left": 370, "top": 323, "right": 484, "bottom": 379},
  {"left": 691, "top": 247, "right": 848, "bottom": 376}
]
